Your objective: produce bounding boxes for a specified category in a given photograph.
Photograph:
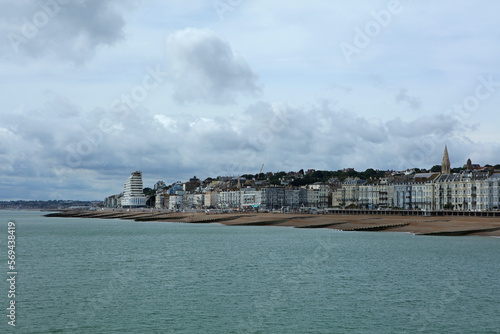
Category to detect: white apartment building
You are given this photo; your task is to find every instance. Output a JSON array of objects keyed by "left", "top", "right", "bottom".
[
  {"left": 121, "top": 171, "right": 146, "bottom": 207},
  {"left": 332, "top": 178, "right": 366, "bottom": 207},
  {"left": 240, "top": 189, "right": 263, "bottom": 208},
  {"left": 218, "top": 191, "right": 242, "bottom": 208},
  {"left": 358, "top": 181, "right": 380, "bottom": 209},
  {"left": 484, "top": 173, "right": 500, "bottom": 210},
  {"left": 168, "top": 195, "right": 183, "bottom": 210},
  {"left": 411, "top": 183, "right": 435, "bottom": 211},
  {"left": 307, "top": 183, "right": 330, "bottom": 209},
  {"left": 193, "top": 194, "right": 205, "bottom": 208},
  {"left": 155, "top": 193, "right": 164, "bottom": 209},
  {"left": 332, "top": 170, "right": 500, "bottom": 211},
  {"left": 204, "top": 191, "right": 220, "bottom": 208}
]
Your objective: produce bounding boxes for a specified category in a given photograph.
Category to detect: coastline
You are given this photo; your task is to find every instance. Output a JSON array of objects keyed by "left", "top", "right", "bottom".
[{"left": 44, "top": 209, "right": 500, "bottom": 237}]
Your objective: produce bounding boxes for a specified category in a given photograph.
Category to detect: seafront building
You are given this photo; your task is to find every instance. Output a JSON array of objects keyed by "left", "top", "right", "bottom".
[
  {"left": 105, "top": 148, "right": 500, "bottom": 212},
  {"left": 332, "top": 177, "right": 366, "bottom": 207},
  {"left": 330, "top": 148, "right": 500, "bottom": 211},
  {"left": 120, "top": 171, "right": 147, "bottom": 207}
]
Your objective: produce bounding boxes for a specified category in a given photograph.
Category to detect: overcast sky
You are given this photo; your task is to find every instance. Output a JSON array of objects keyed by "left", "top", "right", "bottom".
[{"left": 1, "top": 0, "right": 500, "bottom": 200}]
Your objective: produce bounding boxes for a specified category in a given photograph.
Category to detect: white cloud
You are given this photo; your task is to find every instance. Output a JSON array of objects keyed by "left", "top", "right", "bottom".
[
  {"left": 164, "top": 28, "right": 260, "bottom": 104},
  {"left": 154, "top": 115, "right": 179, "bottom": 133},
  {"left": 1, "top": 93, "right": 499, "bottom": 200}
]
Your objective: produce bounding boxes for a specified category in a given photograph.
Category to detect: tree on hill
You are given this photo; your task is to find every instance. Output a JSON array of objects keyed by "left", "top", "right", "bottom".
[
  {"left": 451, "top": 167, "right": 465, "bottom": 173},
  {"left": 143, "top": 187, "right": 155, "bottom": 196},
  {"left": 361, "top": 168, "right": 379, "bottom": 179},
  {"left": 270, "top": 179, "right": 281, "bottom": 186},
  {"left": 430, "top": 165, "right": 441, "bottom": 173},
  {"left": 346, "top": 169, "right": 358, "bottom": 177},
  {"left": 268, "top": 171, "right": 286, "bottom": 182}
]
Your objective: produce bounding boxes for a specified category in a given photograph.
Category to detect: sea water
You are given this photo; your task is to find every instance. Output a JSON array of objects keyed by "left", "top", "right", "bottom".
[{"left": 1, "top": 210, "right": 499, "bottom": 333}]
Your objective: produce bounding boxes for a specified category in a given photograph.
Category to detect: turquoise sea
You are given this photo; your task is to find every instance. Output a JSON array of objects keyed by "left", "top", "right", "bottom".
[{"left": 1, "top": 210, "right": 499, "bottom": 333}]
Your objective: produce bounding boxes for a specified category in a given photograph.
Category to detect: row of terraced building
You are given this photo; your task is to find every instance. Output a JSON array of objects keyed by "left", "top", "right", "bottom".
[{"left": 332, "top": 147, "right": 500, "bottom": 211}]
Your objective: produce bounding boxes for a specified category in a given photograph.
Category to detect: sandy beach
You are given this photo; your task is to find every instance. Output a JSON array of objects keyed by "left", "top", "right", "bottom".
[{"left": 45, "top": 210, "right": 500, "bottom": 237}]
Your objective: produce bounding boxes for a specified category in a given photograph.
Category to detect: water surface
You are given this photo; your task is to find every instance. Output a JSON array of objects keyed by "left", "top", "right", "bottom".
[{"left": 1, "top": 211, "right": 499, "bottom": 333}]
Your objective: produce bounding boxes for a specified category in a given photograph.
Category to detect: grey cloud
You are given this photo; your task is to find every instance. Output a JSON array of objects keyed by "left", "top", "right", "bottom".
[
  {"left": 386, "top": 115, "right": 458, "bottom": 138},
  {"left": 395, "top": 88, "right": 422, "bottom": 110},
  {"left": 165, "top": 28, "right": 260, "bottom": 104},
  {"left": 0, "top": 96, "right": 498, "bottom": 200},
  {"left": 0, "top": 0, "right": 131, "bottom": 63}
]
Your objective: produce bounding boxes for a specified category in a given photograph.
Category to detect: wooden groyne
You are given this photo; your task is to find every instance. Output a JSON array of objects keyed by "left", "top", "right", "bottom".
[
  {"left": 341, "top": 223, "right": 410, "bottom": 232},
  {"left": 295, "top": 222, "right": 348, "bottom": 229},
  {"left": 419, "top": 226, "right": 500, "bottom": 236}
]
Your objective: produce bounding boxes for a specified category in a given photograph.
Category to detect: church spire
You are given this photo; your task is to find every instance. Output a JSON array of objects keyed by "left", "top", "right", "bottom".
[{"left": 441, "top": 145, "right": 451, "bottom": 174}]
